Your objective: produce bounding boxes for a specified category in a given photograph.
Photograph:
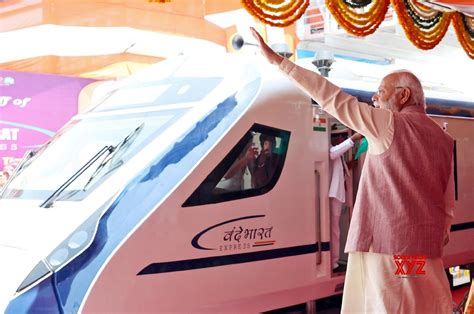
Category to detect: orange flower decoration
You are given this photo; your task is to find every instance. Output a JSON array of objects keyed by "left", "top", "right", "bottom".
[
  {"left": 241, "top": 0, "right": 310, "bottom": 28},
  {"left": 452, "top": 12, "right": 474, "bottom": 59},
  {"left": 326, "top": 0, "right": 391, "bottom": 36}
]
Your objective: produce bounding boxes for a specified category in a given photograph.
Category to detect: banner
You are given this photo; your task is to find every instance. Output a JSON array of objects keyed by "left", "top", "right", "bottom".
[{"left": 0, "top": 70, "right": 96, "bottom": 174}]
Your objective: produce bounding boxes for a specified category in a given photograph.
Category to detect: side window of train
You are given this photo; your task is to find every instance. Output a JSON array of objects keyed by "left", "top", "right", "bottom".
[{"left": 182, "top": 124, "right": 290, "bottom": 207}]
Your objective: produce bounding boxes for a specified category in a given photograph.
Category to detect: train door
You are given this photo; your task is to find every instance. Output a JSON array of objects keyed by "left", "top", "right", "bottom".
[
  {"left": 329, "top": 122, "right": 354, "bottom": 274},
  {"left": 310, "top": 107, "right": 349, "bottom": 276},
  {"left": 311, "top": 107, "right": 359, "bottom": 276}
]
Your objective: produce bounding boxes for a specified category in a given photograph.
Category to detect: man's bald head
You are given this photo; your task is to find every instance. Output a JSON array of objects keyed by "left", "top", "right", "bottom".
[
  {"left": 372, "top": 70, "right": 425, "bottom": 112},
  {"left": 390, "top": 70, "right": 425, "bottom": 108}
]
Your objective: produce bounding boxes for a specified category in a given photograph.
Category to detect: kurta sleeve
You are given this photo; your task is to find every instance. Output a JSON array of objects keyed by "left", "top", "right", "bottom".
[
  {"left": 279, "top": 58, "right": 394, "bottom": 154},
  {"left": 330, "top": 138, "right": 354, "bottom": 160}
]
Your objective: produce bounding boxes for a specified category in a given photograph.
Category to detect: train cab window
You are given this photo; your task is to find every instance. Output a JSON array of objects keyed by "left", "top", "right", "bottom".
[{"left": 182, "top": 124, "right": 290, "bottom": 206}]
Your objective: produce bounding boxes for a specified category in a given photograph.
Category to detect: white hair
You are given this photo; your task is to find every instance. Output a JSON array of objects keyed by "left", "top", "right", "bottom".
[{"left": 392, "top": 70, "right": 425, "bottom": 108}]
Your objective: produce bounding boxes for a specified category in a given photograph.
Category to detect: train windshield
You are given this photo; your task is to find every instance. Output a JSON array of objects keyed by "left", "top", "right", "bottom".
[
  {"left": 1, "top": 109, "right": 186, "bottom": 201},
  {"left": 1, "top": 54, "right": 261, "bottom": 202}
]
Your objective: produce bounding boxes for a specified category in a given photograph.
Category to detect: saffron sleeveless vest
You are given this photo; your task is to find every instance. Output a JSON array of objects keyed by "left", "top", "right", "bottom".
[{"left": 344, "top": 107, "right": 453, "bottom": 258}]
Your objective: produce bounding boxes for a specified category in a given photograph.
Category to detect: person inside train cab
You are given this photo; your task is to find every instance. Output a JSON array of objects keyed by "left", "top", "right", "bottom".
[
  {"left": 329, "top": 127, "right": 362, "bottom": 273},
  {"left": 251, "top": 27, "right": 455, "bottom": 313},
  {"left": 248, "top": 134, "right": 279, "bottom": 189},
  {"left": 219, "top": 140, "right": 257, "bottom": 191}
]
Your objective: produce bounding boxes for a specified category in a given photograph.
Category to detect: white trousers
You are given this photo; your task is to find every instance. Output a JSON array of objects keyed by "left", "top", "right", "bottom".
[
  {"left": 330, "top": 198, "right": 343, "bottom": 269},
  {"left": 341, "top": 249, "right": 452, "bottom": 313}
]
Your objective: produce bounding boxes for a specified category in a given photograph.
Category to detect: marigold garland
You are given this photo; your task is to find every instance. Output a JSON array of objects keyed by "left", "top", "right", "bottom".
[
  {"left": 241, "top": 0, "right": 309, "bottom": 28},
  {"left": 343, "top": 0, "right": 372, "bottom": 9},
  {"left": 391, "top": 0, "right": 452, "bottom": 50},
  {"left": 246, "top": 1, "right": 306, "bottom": 23},
  {"left": 452, "top": 13, "right": 474, "bottom": 59},
  {"left": 407, "top": 0, "right": 439, "bottom": 20},
  {"left": 241, "top": 0, "right": 474, "bottom": 58},
  {"left": 325, "top": 0, "right": 391, "bottom": 36},
  {"left": 254, "top": 0, "right": 299, "bottom": 13},
  {"left": 261, "top": 0, "right": 287, "bottom": 5}
]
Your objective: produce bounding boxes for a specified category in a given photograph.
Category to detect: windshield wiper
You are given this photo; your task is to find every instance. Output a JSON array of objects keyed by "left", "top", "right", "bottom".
[
  {"left": 81, "top": 123, "right": 144, "bottom": 191},
  {"left": 0, "top": 150, "right": 36, "bottom": 198},
  {"left": 40, "top": 123, "right": 144, "bottom": 208},
  {"left": 1, "top": 139, "right": 54, "bottom": 195},
  {"left": 40, "top": 146, "right": 113, "bottom": 208}
]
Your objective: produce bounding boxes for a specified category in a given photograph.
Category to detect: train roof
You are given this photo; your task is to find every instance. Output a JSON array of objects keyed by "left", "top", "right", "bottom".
[{"left": 80, "top": 53, "right": 472, "bottom": 120}]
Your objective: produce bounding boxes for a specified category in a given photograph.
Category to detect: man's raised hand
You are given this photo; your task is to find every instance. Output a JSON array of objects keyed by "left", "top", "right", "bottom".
[{"left": 250, "top": 27, "right": 284, "bottom": 66}]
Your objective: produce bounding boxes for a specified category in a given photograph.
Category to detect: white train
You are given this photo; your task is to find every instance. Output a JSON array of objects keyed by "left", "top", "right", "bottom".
[{"left": 0, "top": 54, "right": 472, "bottom": 313}]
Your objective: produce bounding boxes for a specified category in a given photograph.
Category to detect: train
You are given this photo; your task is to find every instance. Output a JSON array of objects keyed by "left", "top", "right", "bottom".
[{"left": 0, "top": 53, "right": 472, "bottom": 313}]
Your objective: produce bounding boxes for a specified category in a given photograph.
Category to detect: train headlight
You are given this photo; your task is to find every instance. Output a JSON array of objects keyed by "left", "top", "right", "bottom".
[
  {"left": 48, "top": 248, "right": 69, "bottom": 267},
  {"left": 16, "top": 223, "right": 95, "bottom": 295},
  {"left": 68, "top": 230, "right": 89, "bottom": 249},
  {"left": 16, "top": 196, "right": 115, "bottom": 294}
]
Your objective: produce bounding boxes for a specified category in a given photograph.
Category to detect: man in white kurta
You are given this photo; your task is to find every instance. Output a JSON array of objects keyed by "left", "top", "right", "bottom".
[
  {"left": 251, "top": 27, "right": 455, "bottom": 313},
  {"left": 329, "top": 132, "right": 361, "bottom": 270}
]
